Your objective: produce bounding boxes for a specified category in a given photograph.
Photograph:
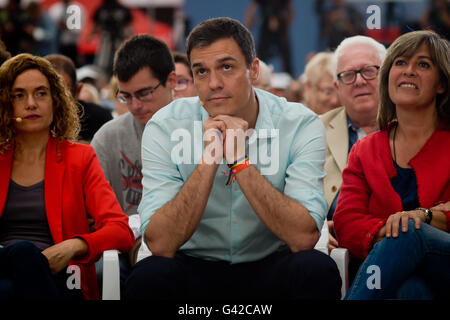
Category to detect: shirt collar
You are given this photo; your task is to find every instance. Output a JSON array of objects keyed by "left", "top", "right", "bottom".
[{"left": 346, "top": 115, "right": 360, "bottom": 132}]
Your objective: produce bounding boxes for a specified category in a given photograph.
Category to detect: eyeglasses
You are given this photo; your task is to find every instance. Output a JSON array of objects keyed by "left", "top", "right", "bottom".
[
  {"left": 314, "top": 85, "right": 336, "bottom": 97},
  {"left": 115, "top": 82, "right": 162, "bottom": 105},
  {"left": 174, "top": 78, "right": 193, "bottom": 92},
  {"left": 337, "top": 65, "right": 380, "bottom": 85}
]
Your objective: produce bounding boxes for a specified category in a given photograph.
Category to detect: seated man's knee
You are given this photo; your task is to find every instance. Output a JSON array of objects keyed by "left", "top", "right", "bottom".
[
  {"left": 291, "top": 249, "right": 339, "bottom": 275},
  {"left": 290, "top": 250, "right": 341, "bottom": 299},
  {"left": 125, "top": 255, "right": 182, "bottom": 300}
]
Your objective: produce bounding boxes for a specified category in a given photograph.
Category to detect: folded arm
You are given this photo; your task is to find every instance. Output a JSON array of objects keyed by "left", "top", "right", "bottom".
[{"left": 143, "top": 118, "right": 226, "bottom": 258}]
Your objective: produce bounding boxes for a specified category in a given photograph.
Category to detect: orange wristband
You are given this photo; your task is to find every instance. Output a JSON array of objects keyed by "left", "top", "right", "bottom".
[
  {"left": 225, "top": 156, "right": 250, "bottom": 185},
  {"left": 231, "top": 158, "right": 251, "bottom": 175}
]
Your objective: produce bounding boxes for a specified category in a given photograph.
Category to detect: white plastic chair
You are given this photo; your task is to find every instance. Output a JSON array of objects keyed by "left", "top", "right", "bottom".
[
  {"left": 102, "top": 240, "right": 152, "bottom": 300},
  {"left": 102, "top": 250, "right": 120, "bottom": 300},
  {"left": 314, "top": 222, "right": 349, "bottom": 299},
  {"left": 137, "top": 237, "right": 152, "bottom": 262}
]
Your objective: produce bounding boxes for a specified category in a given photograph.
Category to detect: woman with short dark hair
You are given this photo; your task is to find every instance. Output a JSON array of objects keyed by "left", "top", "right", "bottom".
[{"left": 334, "top": 30, "right": 450, "bottom": 299}]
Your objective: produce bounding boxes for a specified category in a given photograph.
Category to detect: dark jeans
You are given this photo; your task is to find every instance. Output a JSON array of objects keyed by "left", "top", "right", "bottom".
[
  {"left": 0, "top": 241, "right": 82, "bottom": 300},
  {"left": 125, "top": 247, "right": 341, "bottom": 300},
  {"left": 346, "top": 220, "right": 450, "bottom": 300}
]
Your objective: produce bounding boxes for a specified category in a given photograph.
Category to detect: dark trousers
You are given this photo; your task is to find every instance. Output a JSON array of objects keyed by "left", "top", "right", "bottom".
[
  {"left": 0, "top": 241, "right": 82, "bottom": 300},
  {"left": 125, "top": 247, "right": 341, "bottom": 300}
]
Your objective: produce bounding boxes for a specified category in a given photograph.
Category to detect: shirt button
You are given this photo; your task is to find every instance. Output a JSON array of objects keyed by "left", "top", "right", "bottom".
[
  {"left": 234, "top": 185, "right": 239, "bottom": 191},
  {"left": 366, "top": 233, "right": 371, "bottom": 238},
  {"left": 331, "top": 186, "right": 337, "bottom": 192},
  {"left": 232, "top": 250, "right": 237, "bottom": 255},
  {"left": 233, "top": 220, "right": 238, "bottom": 224}
]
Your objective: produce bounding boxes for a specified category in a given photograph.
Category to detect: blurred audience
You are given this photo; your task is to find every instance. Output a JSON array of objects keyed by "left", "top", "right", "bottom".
[
  {"left": 289, "top": 78, "right": 304, "bottom": 103},
  {"left": 48, "top": 0, "right": 83, "bottom": 65},
  {"left": 103, "top": 76, "right": 129, "bottom": 118},
  {"left": 245, "top": 0, "right": 294, "bottom": 76},
  {"left": 253, "top": 58, "right": 272, "bottom": 91},
  {"left": 23, "top": 1, "right": 59, "bottom": 56},
  {"left": 420, "top": 0, "right": 450, "bottom": 40},
  {"left": 92, "top": 0, "right": 133, "bottom": 78},
  {"left": 0, "top": 39, "right": 11, "bottom": 66},
  {"left": 316, "top": 0, "right": 364, "bottom": 50},
  {"left": 76, "top": 64, "right": 102, "bottom": 90},
  {"left": 45, "top": 54, "right": 112, "bottom": 143},
  {"left": 0, "top": 0, "right": 29, "bottom": 55},
  {"left": 79, "top": 82, "right": 101, "bottom": 105},
  {"left": 172, "top": 51, "right": 197, "bottom": 99},
  {"left": 302, "top": 51, "right": 340, "bottom": 114},
  {"left": 269, "top": 72, "right": 293, "bottom": 100}
]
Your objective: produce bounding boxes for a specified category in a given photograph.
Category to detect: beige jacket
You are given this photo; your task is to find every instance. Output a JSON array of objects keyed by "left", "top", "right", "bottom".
[{"left": 319, "top": 107, "right": 349, "bottom": 209}]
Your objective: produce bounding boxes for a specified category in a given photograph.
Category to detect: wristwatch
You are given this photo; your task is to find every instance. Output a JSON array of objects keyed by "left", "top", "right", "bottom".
[{"left": 417, "top": 207, "right": 433, "bottom": 224}]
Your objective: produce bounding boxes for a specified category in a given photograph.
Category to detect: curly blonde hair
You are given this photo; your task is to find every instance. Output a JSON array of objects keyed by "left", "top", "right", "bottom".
[{"left": 0, "top": 54, "right": 80, "bottom": 153}]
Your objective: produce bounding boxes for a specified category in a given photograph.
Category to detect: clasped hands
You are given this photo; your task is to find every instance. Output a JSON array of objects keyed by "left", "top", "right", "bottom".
[{"left": 202, "top": 115, "right": 249, "bottom": 165}]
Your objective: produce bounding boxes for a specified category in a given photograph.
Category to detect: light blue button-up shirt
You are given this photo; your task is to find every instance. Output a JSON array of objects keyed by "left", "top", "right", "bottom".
[{"left": 139, "top": 88, "right": 327, "bottom": 263}]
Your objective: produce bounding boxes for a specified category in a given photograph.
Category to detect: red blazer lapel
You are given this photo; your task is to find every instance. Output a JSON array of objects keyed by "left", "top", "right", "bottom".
[
  {"left": 0, "top": 148, "right": 14, "bottom": 216},
  {"left": 44, "top": 138, "right": 65, "bottom": 243}
]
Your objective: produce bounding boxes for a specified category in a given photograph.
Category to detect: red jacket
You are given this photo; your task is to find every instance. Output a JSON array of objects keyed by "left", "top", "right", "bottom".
[
  {"left": 0, "top": 138, "right": 134, "bottom": 300},
  {"left": 333, "top": 128, "right": 450, "bottom": 260}
]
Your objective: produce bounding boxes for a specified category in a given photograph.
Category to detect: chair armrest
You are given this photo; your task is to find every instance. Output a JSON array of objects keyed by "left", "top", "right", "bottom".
[
  {"left": 102, "top": 249, "right": 120, "bottom": 300},
  {"left": 314, "top": 222, "right": 329, "bottom": 255},
  {"left": 330, "top": 247, "right": 349, "bottom": 299}
]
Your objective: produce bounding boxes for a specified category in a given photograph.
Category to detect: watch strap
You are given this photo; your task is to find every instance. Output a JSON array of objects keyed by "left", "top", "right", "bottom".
[{"left": 417, "top": 207, "right": 433, "bottom": 224}]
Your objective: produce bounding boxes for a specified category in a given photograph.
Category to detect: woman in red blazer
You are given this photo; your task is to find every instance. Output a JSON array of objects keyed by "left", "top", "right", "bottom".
[
  {"left": 333, "top": 31, "right": 450, "bottom": 299},
  {"left": 0, "top": 54, "right": 134, "bottom": 300}
]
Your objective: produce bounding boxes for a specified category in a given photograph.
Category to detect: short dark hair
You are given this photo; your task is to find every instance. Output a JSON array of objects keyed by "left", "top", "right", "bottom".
[
  {"left": 113, "top": 34, "right": 175, "bottom": 85},
  {"left": 45, "top": 54, "right": 77, "bottom": 97},
  {"left": 186, "top": 17, "right": 256, "bottom": 68},
  {"left": 173, "top": 51, "right": 192, "bottom": 77}
]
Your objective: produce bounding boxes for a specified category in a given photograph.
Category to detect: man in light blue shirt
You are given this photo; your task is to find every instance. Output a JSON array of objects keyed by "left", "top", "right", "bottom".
[{"left": 125, "top": 17, "right": 341, "bottom": 300}]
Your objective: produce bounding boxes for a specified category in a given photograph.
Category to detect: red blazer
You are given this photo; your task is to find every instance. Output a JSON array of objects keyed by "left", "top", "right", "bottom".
[
  {"left": 333, "top": 128, "right": 450, "bottom": 260},
  {"left": 0, "top": 138, "right": 134, "bottom": 300}
]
